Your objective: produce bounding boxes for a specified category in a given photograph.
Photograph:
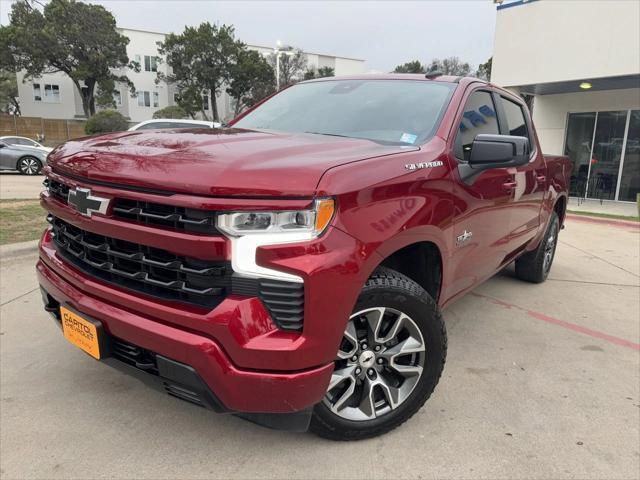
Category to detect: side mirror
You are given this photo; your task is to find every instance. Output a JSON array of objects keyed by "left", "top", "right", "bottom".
[{"left": 459, "top": 134, "right": 530, "bottom": 183}]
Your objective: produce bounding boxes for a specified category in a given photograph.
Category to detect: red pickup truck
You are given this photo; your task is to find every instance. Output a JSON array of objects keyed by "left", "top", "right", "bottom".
[{"left": 37, "top": 74, "right": 571, "bottom": 440}]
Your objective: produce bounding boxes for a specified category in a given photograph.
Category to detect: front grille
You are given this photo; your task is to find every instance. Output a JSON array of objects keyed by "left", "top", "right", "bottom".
[
  {"left": 45, "top": 179, "right": 70, "bottom": 204},
  {"left": 112, "top": 198, "right": 218, "bottom": 234},
  {"left": 50, "top": 216, "right": 231, "bottom": 308},
  {"left": 112, "top": 338, "right": 159, "bottom": 375},
  {"left": 44, "top": 177, "right": 218, "bottom": 234}
]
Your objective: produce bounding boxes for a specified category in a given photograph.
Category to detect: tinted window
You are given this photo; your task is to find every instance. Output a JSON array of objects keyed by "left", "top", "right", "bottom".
[
  {"left": 17, "top": 138, "right": 38, "bottom": 146},
  {"left": 502, "top": 97, "right": 530, "bottom": 141},
  {"left": 235, "top": 80, "right": 456, "bottom": 145},
  {"left": 454, "top": 91, "right": 500, "bottom": 161}
]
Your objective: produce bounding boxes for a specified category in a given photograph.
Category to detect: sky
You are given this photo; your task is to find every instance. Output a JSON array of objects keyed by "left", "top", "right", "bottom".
[{"left": 0, "top": 0, "right": 497, "bottom": 72}]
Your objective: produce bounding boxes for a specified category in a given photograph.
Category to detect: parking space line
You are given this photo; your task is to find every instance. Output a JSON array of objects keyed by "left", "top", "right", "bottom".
[{"left": 470, "top": 292, "right": 640, "bottom": 351}]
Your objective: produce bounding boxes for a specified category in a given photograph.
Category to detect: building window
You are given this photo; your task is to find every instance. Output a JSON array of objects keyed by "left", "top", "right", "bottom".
[
  {"left": 153, "top": 91, "right": 159, "bottom": 108},
  {"left": 144, "top": 55, "right": 158, "bottom": 72},
  {"left": 33, "top": 83, "right": 60, "bottom": 103},
  {"left": 33, "top": 83, "right": 42, "bottom": 102},
  {"left": 113, "top": 90, "right": 122, "bottom": 106},
  {"left": 564, "top": 109, "right": 639, "bottom": 202},
  {"left": 137, "top": 91, "right": 151, "bottom": 107},
  {"left": 202, "top": 94, "right": 209, "bottom": 111},
  {"left": 134, "top": 54, "right": 141, "bottom": 65},
  {"left": 618, "top": 110, "right": 640, "bottom": 202}
]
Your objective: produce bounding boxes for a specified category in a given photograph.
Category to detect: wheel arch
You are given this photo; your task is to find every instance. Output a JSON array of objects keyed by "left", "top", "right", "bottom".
[
  {"left": 554, "top": 194, "right": 567, "bottom": 227},
  {"left": 371, "top": 238, "right": 445, "bottom": 302}
]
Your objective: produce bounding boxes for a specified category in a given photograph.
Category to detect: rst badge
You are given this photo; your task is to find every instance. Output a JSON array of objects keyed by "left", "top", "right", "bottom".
[
  {"left": 67, "top": 187, "right": 110, "bottom": 217},
  {"left": 404, "top": 160, "right": 444, "bottom": 171}
]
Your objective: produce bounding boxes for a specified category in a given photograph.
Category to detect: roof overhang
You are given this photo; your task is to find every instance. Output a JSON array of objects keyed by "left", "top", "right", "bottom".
[{"left": 514, "top": 74, "right": 640, "bottom": 95}]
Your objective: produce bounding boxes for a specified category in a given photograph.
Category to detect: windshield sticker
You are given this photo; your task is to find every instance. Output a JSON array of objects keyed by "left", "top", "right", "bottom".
[
  {"left": 405, "top": 160, "right": 444, "bottom": 171},
  {"left": 400, "top": 133, "right": 418, "bottom": 144}
]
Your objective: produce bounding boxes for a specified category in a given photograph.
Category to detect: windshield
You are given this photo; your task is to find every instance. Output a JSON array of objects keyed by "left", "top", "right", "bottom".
[{"left": 234, "top": 79, "right": 456, "bottom": 145}]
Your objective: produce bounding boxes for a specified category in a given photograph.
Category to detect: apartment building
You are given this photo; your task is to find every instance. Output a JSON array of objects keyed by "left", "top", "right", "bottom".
[{"left": 15, "top": 27, "right": 366, "bottom": 123}]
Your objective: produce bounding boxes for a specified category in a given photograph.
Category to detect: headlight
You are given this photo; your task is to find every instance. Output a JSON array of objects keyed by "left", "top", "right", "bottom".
[
  {"left": 217, "top": 198, "right": 335, "bottom": 282},
  {"left": 217, "top": 198, "right": 335, "bottom": 238}
]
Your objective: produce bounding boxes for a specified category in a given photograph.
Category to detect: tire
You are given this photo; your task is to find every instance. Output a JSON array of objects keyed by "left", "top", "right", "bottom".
[
  {"left": 17, "top": 156, "right": 42, "bottom": 175},
  {"left": 515, "top": 211, "right": 559, "bottom": 283},
  {"left": 310, "top": 267, "right": 447, "bottom": 440}
]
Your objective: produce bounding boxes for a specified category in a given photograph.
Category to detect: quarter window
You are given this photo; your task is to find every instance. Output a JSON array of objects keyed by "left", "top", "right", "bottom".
[{"left": 454, "top": 91, "right": 500, "bottom": 161}]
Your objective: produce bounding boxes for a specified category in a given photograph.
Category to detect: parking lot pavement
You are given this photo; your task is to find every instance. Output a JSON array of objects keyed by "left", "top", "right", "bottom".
[
  {"left": 1, "top": 218, "right": 638, "bottom": 480},
  {"left": 0, "top": 172, "right": 44, "bottom": 200}
]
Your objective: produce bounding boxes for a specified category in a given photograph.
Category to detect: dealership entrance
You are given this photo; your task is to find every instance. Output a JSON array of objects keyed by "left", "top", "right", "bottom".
[{"left": 564, "top": 109, "right": 639, "bottom": 202}]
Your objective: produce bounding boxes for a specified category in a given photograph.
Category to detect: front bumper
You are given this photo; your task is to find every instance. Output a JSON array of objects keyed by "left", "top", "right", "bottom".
[{"left": 37, "top": 253, "right": 333, "bottom": 416}]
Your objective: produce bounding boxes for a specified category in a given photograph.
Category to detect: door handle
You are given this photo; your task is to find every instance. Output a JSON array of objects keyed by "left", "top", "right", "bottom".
[
  {"left": 536, "top": 175, "right": 546, "bottom": 183},
  {"left": 502, "top": 181, "right": 517, "bottom": 191}
]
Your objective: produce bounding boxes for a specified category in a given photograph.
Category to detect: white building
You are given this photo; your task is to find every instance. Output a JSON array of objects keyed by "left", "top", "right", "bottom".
[
  {"left": 491, "top": 0, "right": 640, "bottom": 204},
  {"left": 15, "top": 27, "right": 366, "bottom": 124}
]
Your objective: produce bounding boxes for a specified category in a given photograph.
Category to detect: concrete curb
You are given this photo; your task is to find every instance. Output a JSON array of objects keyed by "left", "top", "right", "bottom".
[
  {"left": 566, "top": 214, "right": 640, "bottom": 229},
  {"left": 0, "top": 239, "right": 39, "bottom": 260}
]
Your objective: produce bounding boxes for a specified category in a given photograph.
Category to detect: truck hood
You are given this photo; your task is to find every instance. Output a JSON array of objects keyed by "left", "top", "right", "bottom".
[{"left": 49, "top": 128, "right": 418, "bottom": 197}]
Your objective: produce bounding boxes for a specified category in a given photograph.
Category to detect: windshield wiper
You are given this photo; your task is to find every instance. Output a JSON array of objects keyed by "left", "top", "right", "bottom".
[{"left": 303, "top": 131, "right": 352, "bottom": 139}]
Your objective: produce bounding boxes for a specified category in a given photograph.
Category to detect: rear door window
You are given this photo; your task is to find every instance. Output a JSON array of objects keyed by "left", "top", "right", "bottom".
[
  {"left": 501, "top": 97, "right": 532, "bottom": 144},
  {"left": 454, "top": 91, "right": 500, "bottom": 161}
]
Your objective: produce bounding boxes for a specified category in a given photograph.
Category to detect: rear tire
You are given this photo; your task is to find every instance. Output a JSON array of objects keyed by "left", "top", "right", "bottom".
[
  {"left": 515, "top": 212, "right": 559, "bottom": 283},
  {"left": 310, "top": 267, "right": 447, "bottom": 441},
  {"left": 17, "top": 156, "right": 42, "bottom": 175}
]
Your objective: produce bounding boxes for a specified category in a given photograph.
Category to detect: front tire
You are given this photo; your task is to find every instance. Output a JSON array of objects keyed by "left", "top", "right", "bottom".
[
  {"left": 515, "top": 212, "right": 559, "bottom": 283},
  {"left": 310, "top": 267, "right": 447, "bottom": 440},
  {"left": 17, "top": 156, "right": 42, "bottom": 175}
]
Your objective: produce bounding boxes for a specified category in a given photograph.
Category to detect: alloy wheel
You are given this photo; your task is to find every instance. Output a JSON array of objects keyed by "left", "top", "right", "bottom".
[
  {"left": 323, "top": 307, "right": 425, "bottom": 421},
  {"left": 19, "top": 157, "right": 40, "bottom": 175},
  {"left": 543, "top": 222, "right": 558, "bottom": 274}
]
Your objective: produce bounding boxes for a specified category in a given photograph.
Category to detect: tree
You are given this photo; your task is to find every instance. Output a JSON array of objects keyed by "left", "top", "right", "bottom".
[
  {"left": 0, "top": 70, "right": 20, "bottom": 115},
  {"left": 1, "top": 0, "right": 137, "bottom": 117},
  {"left": 393, "top": 60, "right": 425, "bottom": 74},
  {"left": 84, "top": 110, "right": 128, "bottom": 134},
  {"left": 476, "top": 57, "right": 492, "bottom": 81},
  {"left": 158, "top": 22, "right": 244, "bottom": 122},
  {"left": 426, "top": 57, "right": 471, "bottom": 76},
  {"left": 227, "top": 48, "right": 275, "bottom": 117},
  {"left": 266, "top": 48, "right": 307, "bottom": 87},
  {"left": 153, "top": 105, "right": 188, "bottom": 119},
  {"left": 302, "top": 66, "right": 335, "bottom": 80}
]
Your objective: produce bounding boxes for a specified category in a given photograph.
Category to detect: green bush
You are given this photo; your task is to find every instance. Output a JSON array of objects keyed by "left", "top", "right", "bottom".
[
  {"left": 85, "top": 110, "right": 129, "bottom": 135},
  {"left": 152, "top": 105, "right": 188, "bottom": 119}
]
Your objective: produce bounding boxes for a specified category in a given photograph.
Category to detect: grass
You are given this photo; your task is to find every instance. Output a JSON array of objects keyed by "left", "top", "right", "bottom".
[
  {"left": 0, "top": 199, "right": 47, "bottom": 246},
  {"left": 567, "top": 210, "right": 639, "bottom": 222}
]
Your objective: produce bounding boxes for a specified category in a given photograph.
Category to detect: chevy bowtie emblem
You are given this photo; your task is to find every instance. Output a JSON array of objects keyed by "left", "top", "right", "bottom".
[
  {"left": 67, "top": 187, "right": 110, "bottom": 217},
  {"left": 456, "top": 229, "right": 473, "bottom": 246}
]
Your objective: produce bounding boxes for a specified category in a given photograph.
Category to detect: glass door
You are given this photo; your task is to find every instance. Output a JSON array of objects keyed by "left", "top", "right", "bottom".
[
  {"left": 586, "top": 111, "right": 628, "bottom": 200},
  {"left": 564, "top": 112, "right": 596, "bottom": 197},
  {"left": 618, "top": 110, "right": 640, "bottom": 202}
]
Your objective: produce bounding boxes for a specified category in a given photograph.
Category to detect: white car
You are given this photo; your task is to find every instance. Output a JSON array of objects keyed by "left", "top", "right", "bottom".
[
  {"left": 0, "top": 136, "right": 53, "bottom": 153},
  {"left": 128, "top": 119, "right": 221, "bottom": 131}
]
